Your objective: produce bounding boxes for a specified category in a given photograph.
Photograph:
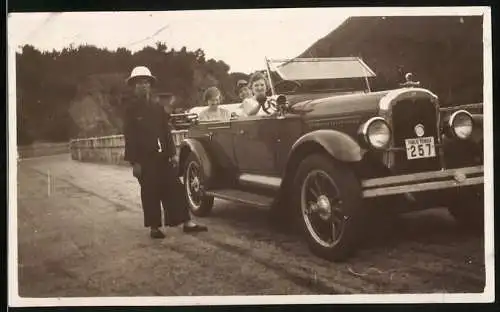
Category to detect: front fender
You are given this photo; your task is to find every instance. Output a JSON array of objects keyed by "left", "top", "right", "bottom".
[
  {"left": 178, "top": 138, "right": 213, "bottom": 181},
  {"left": 441, "top": 113, "right": 483, "bottom": 168},
  {"left": 275, "top": 130, "right": 365, "bottom": 206},
  {"left": 471, "top": 114, "right": 483, "bottom": 145},
  {"left": 289, "top": 129, "right": 365, "bottom": 163}
]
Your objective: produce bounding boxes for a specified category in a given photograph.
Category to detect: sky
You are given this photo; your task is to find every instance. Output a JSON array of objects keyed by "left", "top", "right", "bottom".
[
  {"left": 7, "top": 9, "right": 350, "bottom": 73},
  {"left": 8, "top": 7, "right": 489, "bottom": 74}
]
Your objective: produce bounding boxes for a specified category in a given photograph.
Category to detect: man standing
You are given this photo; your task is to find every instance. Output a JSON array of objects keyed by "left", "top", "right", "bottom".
[{"left": 123, "top": 66, "right": 207, "bottom": 239}]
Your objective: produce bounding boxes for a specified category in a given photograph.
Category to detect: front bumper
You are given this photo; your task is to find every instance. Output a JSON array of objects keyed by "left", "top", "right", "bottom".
[{"left": 361, "top": 165, "right": 483, "bottom": 198}]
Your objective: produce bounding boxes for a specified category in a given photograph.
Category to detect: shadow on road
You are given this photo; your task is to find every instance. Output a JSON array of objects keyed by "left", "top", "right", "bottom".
[{"left": 207, "top": 200, "right": 483, "bottom": 253}]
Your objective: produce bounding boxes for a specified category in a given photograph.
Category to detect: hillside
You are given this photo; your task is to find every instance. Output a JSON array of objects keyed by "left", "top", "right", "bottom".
[
  {"left": 299, "top": 16, "right": 483, "bottom": 106},
  {"left": 68, "top": 73, "right": 127, "bottom": 138}
]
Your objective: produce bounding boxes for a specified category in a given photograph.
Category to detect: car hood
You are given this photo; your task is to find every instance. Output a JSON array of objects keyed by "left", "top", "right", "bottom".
[{"left": 289, "top": 90, "right": 391, "bottom": 117}]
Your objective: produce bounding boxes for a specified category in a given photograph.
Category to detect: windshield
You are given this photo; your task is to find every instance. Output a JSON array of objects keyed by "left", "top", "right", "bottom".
[{"left": 268, "top": 57, "right": 376, "bottom": 81}]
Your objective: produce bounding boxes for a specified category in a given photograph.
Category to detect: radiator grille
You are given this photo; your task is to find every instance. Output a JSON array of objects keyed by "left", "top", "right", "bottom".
[{"left": 391, "top": 98, "right": 442, "bottom": 174}]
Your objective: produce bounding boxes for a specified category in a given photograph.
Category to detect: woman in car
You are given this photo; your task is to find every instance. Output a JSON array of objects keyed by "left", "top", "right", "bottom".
[
  {"left": 198, "top": 86, "right": 231, "bottom": 122},
  {"left": 239, "top": 71, "right": 272, "bottom": 117}
]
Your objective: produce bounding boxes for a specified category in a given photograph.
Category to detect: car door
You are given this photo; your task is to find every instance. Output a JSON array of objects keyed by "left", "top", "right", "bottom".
[
  {"left": 195, "top": 120, "right": 237, "bottom": 170},
  {"left": 272, "top": 116, "right": 303, "bottom": 174},
  {"left": 232, "top": 115, "right": 280, "bottom": 175}
]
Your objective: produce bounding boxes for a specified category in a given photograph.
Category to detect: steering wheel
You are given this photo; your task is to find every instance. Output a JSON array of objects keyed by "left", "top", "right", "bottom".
[
  {"left": 273, "top": 80, "right": 302, "bottom": 94},
  {"left": 256, "top": 94, "right": 277, "bottom": 115}
]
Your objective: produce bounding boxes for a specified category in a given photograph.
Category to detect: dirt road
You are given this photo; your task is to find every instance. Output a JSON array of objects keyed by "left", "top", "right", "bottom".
[{"left": 16, "top": 154, "right": 485, "bottom": 297}]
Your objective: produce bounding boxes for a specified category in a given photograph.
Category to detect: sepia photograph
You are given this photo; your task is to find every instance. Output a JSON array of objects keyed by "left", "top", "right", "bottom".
[{"left": 7, "top": 6, "right": 494, "bottom": 307}]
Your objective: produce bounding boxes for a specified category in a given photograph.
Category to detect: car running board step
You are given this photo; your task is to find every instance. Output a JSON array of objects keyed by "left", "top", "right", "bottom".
[{"left": 205, "top": 189, "right": 274, "bottom": 208}]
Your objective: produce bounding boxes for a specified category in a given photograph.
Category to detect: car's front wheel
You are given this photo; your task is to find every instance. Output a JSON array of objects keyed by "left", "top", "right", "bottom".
[
  {"left": 293, "top": 154, "right": 364, "bottom": 261},
  {"left": 447, "top": 187, "right": 484, "bottom": 233},
  {"left": 183, "top": 153, "right": 214, "bottom": 217}
]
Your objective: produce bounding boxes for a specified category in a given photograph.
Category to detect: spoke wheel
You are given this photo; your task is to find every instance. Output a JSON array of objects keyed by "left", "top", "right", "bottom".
[
  {"left": 183, "top": 153, "right": 214, "bottom": 216},
  {"left": 301, "top": 170, "right": 346, "bottom": 248},
  {"left": 293, "top": 154, "right": 364, "bottom": 261}
]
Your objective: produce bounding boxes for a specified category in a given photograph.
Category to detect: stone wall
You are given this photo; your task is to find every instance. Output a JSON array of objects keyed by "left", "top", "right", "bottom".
[{"left": 70, "top": 130, "right": 188, "bottom": 166}]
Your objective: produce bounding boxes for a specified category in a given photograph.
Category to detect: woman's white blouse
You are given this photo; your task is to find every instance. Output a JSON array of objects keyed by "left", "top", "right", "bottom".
[{"left": 198, "top": 107, "right": 231, "bottom": 121}]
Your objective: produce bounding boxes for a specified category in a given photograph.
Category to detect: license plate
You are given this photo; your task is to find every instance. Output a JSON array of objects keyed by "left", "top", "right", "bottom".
[{"left": 405, "top": 136, "right": 436, "bottom": 160}]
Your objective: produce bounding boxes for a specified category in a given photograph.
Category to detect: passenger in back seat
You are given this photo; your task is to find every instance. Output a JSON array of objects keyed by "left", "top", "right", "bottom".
[
  {"left": 198, "top": 86, "right": 231, "bottom": 122},
  {"left": 236, "top": 79, "right": 252, "bottom": 102}
]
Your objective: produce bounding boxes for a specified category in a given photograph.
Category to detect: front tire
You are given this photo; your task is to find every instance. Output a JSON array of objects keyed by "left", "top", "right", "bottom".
[
  {"left": 293, "top": 154, "right": 364, "bottom": 261},
  {"left": 183, "top": 153, "right": 214, "bottom": 217},
  {"left": 447, "top": 187, "right": 484, "bottom": 233}
]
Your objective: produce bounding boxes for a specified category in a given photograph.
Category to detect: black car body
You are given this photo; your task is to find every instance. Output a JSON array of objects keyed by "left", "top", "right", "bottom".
[{"left": 173, "top": 57, "right": 484, "bottom": 261}]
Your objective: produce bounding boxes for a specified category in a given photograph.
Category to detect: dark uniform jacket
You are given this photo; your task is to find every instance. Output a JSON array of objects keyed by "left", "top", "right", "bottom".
[{"left": 123, "top": 94, "right": 177, "bottom": 164}]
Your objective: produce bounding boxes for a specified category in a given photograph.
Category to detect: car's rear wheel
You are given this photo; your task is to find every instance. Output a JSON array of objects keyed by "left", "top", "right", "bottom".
[
  {"left": 447, "top": 187, "right": 484, "bottom": 233},
  {"left": 183, "top": 153, "right": 214, "bottom": 217},
  {"left": 293, "top": 154, "right": 364, "bottom": 261}
]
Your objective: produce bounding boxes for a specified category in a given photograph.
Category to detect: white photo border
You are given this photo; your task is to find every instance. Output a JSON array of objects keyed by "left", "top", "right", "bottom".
[{"left": 7, "top": 5, "right": 495, "bottom": 307}]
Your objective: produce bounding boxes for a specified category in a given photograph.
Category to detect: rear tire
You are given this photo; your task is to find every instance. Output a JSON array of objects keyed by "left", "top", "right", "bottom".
[
  {"left": 183, "top": 153, "right": 214, "bottom": 217},
  {"left": 293, "top": 153, "right": 364, "bottom": 261}
]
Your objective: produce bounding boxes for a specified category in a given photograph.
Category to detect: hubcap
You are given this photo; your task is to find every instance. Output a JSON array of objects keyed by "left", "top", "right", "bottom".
[
  {"left": 192, "top": 176, "right": 200, "bottom": 192},
  {"left": 315, "top": 195, "right": 332, "bottom": 221},
  {"left": 301, "top": 169, "right": 345, "bottom": 248},
  {"left": 186, "top": 161, "right": 203, "bottom": 210}
]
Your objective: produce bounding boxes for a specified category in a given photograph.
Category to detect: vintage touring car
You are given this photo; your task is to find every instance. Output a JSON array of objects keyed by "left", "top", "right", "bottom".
[{"left": 173, "top": 57, "right": 484, "bottom": 261}]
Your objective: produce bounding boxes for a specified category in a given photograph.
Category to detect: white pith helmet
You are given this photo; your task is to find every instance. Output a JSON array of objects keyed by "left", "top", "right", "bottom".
[{"left": 126, "top": 66, "right": 157, "bottom": 86}]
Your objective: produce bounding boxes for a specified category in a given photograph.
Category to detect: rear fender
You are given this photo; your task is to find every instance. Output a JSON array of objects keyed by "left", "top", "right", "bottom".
[{"left": 178, "top": 139, "right": 214, "bottom": 182}]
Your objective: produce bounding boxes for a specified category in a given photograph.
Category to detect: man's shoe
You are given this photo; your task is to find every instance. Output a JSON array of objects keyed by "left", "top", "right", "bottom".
[
  {"left": 183, "top": 223, "right": 208, "bottom": 233},
  {"left": 150, "top": 228, "right": 166, "bottom": 239}
]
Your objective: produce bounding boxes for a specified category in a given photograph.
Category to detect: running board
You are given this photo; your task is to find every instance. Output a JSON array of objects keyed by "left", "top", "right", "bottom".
[
  {"left": 205, "top": 189, "right": 275, "bottom": 208},
  {"left": 238, "top": 173, "right": 282, "bottom": 191}
]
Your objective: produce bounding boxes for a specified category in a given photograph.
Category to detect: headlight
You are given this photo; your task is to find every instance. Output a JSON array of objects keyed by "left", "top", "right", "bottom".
[
  {"left": 448, "top": 110, "right": 473, "bottom": 139},
  {"left": 360, "top": 117, "right": 391, "bottom": 149}
]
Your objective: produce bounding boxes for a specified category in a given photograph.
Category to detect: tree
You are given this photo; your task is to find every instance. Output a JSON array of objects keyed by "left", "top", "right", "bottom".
[{"left": 16, "top": 43, "right": 249, "bottom": 141}]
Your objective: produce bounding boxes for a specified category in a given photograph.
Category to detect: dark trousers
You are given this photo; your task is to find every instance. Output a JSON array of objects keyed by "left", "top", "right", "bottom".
[{"left": 137, "top": 153, "right": 191, "bottom": 228}]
